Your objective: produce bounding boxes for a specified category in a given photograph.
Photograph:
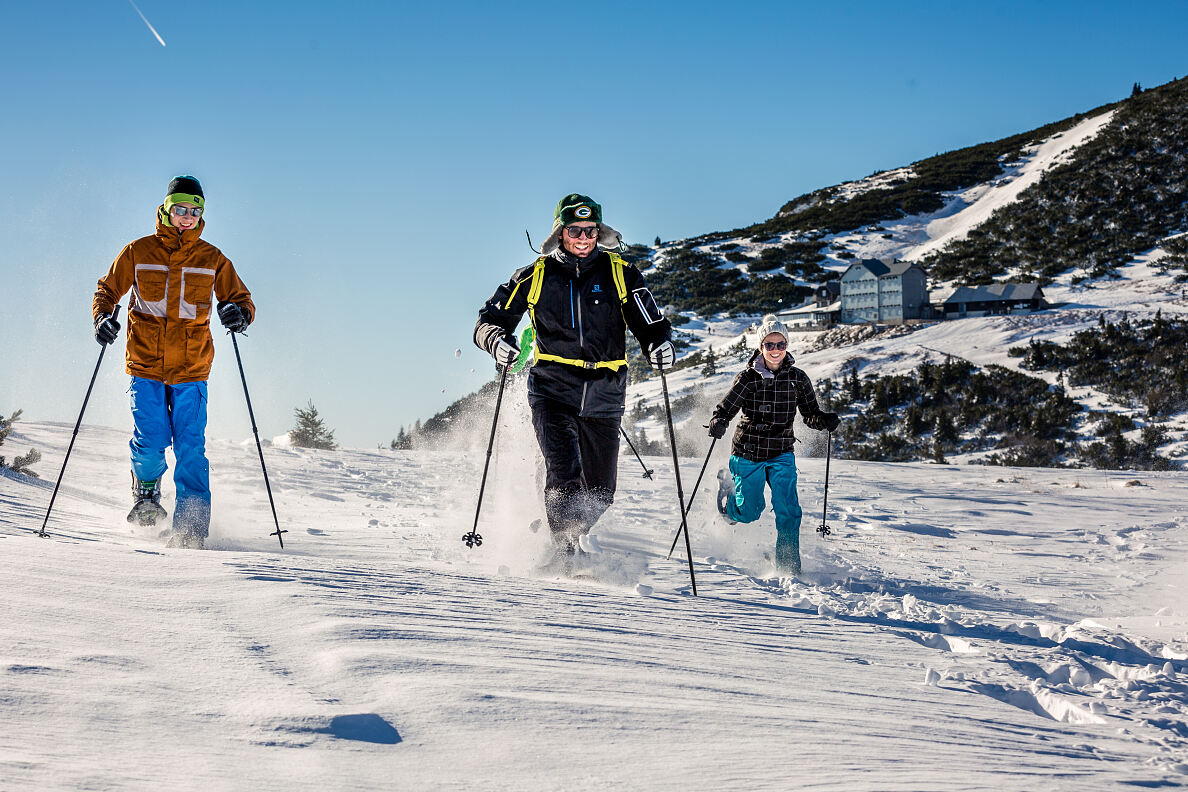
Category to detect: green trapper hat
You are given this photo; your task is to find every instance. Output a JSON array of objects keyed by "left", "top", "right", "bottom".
[
  {"left": 540, "top": 192, "right": 621, "bottom": 255},
  {"left": 163, "top": 174, "right": 205, "bottom": 213},
  {"left": 554, "top": 193, "right": 602, "bottom": 227}
]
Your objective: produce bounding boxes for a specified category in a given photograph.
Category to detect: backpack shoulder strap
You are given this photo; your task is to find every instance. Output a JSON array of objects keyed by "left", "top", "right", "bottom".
[
  {"left": 525, "top": 256, "right": 548, "bottom": 313},
  {"left": 607, "top": 252, "right": 629, "bottom": 305}
]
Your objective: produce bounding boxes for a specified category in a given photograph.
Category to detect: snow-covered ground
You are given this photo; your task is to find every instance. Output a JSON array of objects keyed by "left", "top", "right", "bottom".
[{"left": 3, "top": 413, "right": 1188, "bottom": 790}]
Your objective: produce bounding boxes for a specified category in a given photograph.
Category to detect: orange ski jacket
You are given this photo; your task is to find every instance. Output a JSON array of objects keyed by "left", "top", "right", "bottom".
[{"left": 93, "top": 207, "right": 255, "bottom": 384}]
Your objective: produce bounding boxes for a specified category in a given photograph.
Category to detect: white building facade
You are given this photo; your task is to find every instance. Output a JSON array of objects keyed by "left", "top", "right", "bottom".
[{"left": 840, "top": 259, "right": 929, "bottom": 324}]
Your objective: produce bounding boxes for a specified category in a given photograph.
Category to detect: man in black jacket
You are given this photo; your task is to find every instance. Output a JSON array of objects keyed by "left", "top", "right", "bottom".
[{"left": 475, "top": 194, "right": 674, "bottom": 561}]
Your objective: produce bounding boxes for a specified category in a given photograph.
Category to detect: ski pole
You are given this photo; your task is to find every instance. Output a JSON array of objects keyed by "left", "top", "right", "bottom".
[
  {"left": 38, "top": 306, "right": 121, "bottom": 538},
  {"left": 817, "top": 431, "right": 833, "bottom": 537},
  {"left": 658, "top": 362, "right": 697, "bottom": 596},
  {"left": 666, "top": 436, "right": 717, "bottom": 559},
  {"left": 465, "top": 363, "right": 509, "bottom": 549},
  {"left": 619, "top": 426, "right": 655, "bottom": 479},
  {"left": 230, "top": 332, "right": 287, "bottom": 549}
]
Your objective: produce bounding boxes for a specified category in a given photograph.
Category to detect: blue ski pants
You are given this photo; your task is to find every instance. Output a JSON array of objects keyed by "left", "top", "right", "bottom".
[
  {"left": 726, "top": 451, "right": 803, "bottom": 574},
  {"left": 129, "top": 377, "right": 211, "bottom": 536}
]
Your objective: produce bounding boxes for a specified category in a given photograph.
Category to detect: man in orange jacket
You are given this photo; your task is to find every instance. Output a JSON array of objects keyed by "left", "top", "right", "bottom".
[{"left": 93, "top": 175, "right": 255, "bottom": 548}]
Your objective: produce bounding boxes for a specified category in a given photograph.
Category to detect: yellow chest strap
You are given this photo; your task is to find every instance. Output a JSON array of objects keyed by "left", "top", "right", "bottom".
[{"left": 524, "top": 253, "right": 630, "bottom": 371}]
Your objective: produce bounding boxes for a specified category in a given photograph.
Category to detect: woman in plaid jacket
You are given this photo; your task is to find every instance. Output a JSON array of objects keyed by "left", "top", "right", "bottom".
[{"left": 708, "top": 315, "right": 840, "bottom": 575}]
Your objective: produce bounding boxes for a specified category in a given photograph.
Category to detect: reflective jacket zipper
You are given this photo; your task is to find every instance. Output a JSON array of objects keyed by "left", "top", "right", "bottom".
[
  {"left": 576, "top": 282, "right": 584, "bottom": 347},
  {"left": 578, "top": 272, "right": 587, "bottom": 414}
]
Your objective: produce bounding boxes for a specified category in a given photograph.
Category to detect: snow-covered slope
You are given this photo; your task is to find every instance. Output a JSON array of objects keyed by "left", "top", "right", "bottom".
[
  {"left": 2, "top": 417, "right": 1187, "bottom": 790},
  {"left": 664, "top": 107, "right": 1116, "bottom": 286},
  {"left": 639, "top": 154, "right": 1188, "bottom": 466}
]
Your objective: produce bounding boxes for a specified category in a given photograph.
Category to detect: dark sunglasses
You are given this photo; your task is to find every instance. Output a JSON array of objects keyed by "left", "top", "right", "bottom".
[
  {"left": 170, "top": 205, "right": 203, "bottom": 218},
  {"left": 763, "top": 341, "right": 787, "bottom": 351},
  {"left": 565, "top": 225, "right": 599, "bottom": 239}
]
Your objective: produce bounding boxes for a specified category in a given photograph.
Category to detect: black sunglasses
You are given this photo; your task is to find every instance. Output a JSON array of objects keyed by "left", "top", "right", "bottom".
[
  {"left": 763, "top": 341, "right": 787, "bottom": 351},
  {"left": 565, "top": 225, "right": 599, "bottom": 239}
]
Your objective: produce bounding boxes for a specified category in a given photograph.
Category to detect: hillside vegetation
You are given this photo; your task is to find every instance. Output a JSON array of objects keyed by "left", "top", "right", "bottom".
[
  {"left": 924, "top": 78, "right": 1188, "bottom": 285},
  {"left": 642, "top": 77, "right": 1188, "bottom": 319},
  {"left": 818, "top": 313, "right": 1186, "bottom": 471}
]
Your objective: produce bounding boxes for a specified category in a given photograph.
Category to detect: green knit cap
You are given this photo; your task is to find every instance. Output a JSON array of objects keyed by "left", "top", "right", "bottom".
[
  {"left": 163, "top": 174, "right": 205, "bottom": 213},
  {"left": 554, "top": 193, "right": 602, "bottom": 227}
]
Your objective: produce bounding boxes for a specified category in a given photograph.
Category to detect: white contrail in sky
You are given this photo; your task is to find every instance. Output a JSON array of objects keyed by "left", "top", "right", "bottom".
[{"left": 127, "top": 0, "right": 167, "bottom": 47}]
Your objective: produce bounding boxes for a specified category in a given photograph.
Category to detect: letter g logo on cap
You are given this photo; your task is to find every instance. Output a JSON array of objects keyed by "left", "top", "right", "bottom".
[{"left": 575, "top": 206, "right": 592, "bottom": 219}]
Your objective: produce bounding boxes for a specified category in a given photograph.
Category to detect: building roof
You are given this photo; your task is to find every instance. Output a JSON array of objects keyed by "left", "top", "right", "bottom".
[
  {"left": 777, "top": 300, "right": 840, "bottom": 319},
  {"left": 884, "top": 260, "right": 918, "bottom": 277},
  {"left": 843, "top": 258, "right": 922, "bottom": 278},
  {"left": 846, "top": 258, "right": 890, "bottom": 277},
  {"left": 943, "top": 283, "right": 1045, "bottom": 304}
]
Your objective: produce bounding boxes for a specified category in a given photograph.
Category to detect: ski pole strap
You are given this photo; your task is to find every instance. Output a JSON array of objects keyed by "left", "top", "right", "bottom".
[{"left": 523, "top": 253, "right": 630, "bottom": 372}]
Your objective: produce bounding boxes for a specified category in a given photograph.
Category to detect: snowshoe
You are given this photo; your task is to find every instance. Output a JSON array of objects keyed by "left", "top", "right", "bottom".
[
  {"left": 535, "top": 537, "right": 591, "bottom": 578},
  {"left": 166, "top": 531, "right": 205, "bottom": 550},
  {"left": 716, "top": 468, "right": 733, "bottom": 516},
  {"left": 127, "top": 474, "right": 167, "bottom": 527}
]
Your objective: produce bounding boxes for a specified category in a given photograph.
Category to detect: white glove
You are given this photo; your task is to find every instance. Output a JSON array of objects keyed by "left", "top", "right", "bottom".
[
  {"left": 493, "top": 337, "right": 519, "bottom": 367},
  {"left": 647, "top": 340, "right": 676, "bottom": 370}
]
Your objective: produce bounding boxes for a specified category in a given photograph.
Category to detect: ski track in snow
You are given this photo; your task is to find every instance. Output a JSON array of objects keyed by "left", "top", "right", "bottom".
[{"left": 2, "top": 418, "right": 1188, "bottom": 790}]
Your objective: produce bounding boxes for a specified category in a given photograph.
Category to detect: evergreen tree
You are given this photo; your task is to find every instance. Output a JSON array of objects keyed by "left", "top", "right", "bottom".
[
  {"left": 934, "top": 411, "right": 959, "bottom": 446},
  {"left": 654, "top": 236, "right": 662, "bottom": 247},
  {"left": 847, "top": 366, "right": 861, "bottom": 402},
  {"left": 0, "top": 409, "right": 40, "bottom": 478},
  {"left": 701, "top": 347, "right": 718, "bottom": 378},
  {"left": 931, "top": 438, "right": 947, "bottom": 464},
  {"left": 1132, "top": 82, "right": 1143, "bottom": 96},
  {"left": 289, "top": 401, "right": 338, "bottom": 450}
]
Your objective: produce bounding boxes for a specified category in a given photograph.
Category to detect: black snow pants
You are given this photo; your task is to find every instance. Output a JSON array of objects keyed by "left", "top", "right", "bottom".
[{"left": 529, "top": 395, "right": 620, "bottom": 552}]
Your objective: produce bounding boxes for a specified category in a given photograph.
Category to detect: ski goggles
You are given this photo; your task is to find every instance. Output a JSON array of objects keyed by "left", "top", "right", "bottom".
[
  {"left": 763, "top": 341, "right": 788, "bottom": 351},
  {"left": 564, "top": 225, "right": 599, "bottom": 239},
  {"left": 170, "top": 205, "right": 204, "bottom": 218}
]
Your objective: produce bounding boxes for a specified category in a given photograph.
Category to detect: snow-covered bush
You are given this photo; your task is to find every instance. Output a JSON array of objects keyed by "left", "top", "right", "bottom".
[{"left": 0, "top": 409, "right": 41, "bottom": 478}]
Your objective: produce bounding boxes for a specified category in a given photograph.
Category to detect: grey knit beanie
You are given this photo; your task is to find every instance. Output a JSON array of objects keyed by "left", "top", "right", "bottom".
[{"left": 756, "top": 314, "right": 790, "bottom": 347}]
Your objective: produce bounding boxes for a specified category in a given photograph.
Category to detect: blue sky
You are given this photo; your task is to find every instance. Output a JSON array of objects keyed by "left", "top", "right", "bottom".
[{"left": 2, "top": 0, "right": 1186, "bottom": 447}]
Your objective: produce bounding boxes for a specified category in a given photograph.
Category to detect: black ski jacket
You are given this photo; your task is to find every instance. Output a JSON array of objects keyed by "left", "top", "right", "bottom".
[
  {"left": 474, "top": 250, "right": 671, "bottom": 418},
  {"left": 712, "top": 352, "right": 831, "bottom": 461}
]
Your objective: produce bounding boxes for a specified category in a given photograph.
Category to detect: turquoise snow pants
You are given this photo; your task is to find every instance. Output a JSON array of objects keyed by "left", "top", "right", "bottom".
[
  {"left": 129, "top": 377, "right": 210, "bottom": 537},
  {"left": 726, "top": 451, "right": 803, "bottom": 575}
]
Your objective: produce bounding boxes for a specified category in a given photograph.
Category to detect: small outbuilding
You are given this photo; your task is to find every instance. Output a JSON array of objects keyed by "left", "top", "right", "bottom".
[{"left": 941, "top": 283, "right": 1047, "bottom": 318}]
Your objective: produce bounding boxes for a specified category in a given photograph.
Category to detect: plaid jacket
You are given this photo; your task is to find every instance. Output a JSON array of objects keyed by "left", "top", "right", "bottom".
[{"left": 712, "top": 352, "right": 828, "bottom": 461}]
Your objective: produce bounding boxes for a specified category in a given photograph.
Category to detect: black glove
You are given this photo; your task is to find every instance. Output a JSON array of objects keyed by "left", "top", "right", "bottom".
[
  {"left": 94, "top": 313, "right": 120, "bottom": 345},
  {"left": 217, "top": 301, "right": 249, "bottom": 333},
  {"left": 707, "top": 418, "right": 729, "bottom": 439},
  {"left": 805, "top": 411, "right": 841, "bottom": 433}
]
